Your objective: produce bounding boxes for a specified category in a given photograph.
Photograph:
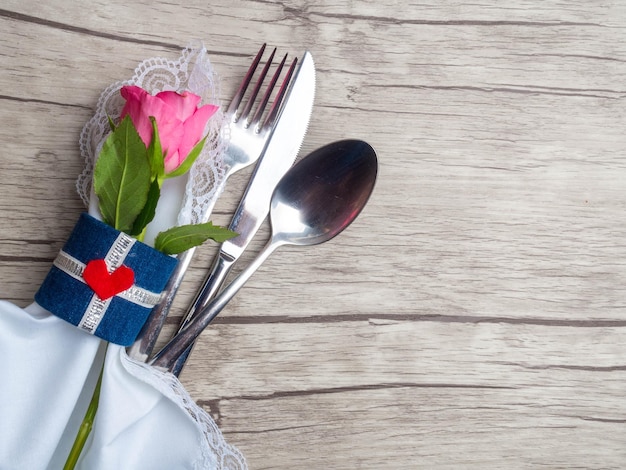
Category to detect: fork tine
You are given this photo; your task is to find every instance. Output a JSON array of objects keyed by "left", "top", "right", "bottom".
[
  {"left": 249, "top": 52, "right": 288, "bottom": 130},
  {"left": 226, "top": 43, "right": 267, "bottom": 116},
  {"left": 239, "top": 48, "right": 276, "bottom": 123},
  {"left": 262, "top": 56, "right": 298, "bottom": 129}
]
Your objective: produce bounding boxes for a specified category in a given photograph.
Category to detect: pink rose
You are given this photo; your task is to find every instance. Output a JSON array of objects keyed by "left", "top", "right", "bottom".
[{"left": 120, "top": 85, "right": 218, "bottom": 173}]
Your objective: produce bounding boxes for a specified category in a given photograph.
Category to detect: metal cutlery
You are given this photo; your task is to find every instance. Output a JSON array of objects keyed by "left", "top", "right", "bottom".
[
  {"left": 150, "top": 139, "right": 378, "bottom": 371},
  {"left": 128, "top": 44, "right": 298, "bottom": 362},
  {"left": 168, "top": 50, "right": 316, "bottom": 375}
]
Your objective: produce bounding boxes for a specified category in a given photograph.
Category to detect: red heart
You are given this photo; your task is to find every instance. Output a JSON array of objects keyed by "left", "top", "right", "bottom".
[{"left": 83, "top": 259, "right": 135, "bottom": 300}]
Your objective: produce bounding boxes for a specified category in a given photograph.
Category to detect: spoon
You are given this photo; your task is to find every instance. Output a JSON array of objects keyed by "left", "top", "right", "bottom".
[{"left": 150, "top": 139, "right": 378, "bottom": 370}]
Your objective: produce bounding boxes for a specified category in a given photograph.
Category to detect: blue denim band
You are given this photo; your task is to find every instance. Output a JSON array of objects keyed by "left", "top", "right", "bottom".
[{"left": 35, "top": 213, "right": 178, "bottom": 346}]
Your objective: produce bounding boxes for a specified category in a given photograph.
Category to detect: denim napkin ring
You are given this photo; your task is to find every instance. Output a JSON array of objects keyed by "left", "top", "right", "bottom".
[{"left": 35, "top": 213, "right": 178, "bottom": 346}]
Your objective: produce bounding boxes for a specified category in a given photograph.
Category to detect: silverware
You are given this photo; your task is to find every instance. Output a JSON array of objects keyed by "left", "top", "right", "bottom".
[
  {"left": 149, "top": 139, "right": 378, "bottom": 371},
  {"left": 168, "top": 50, "right": 316, "bottom": 375},
  {"left": 128, "top": 44, "right": 297, "bottom": 362}
]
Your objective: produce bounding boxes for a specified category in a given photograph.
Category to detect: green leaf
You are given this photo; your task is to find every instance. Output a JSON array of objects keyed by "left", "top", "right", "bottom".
[
  {"left": 154, "top": 222, "right": 237, "bottom": 255},
  {"left": 107, "top": 115, "right": 116, "bottom": 132},
  {"left": 94, "top": 115, "right": 152, "bottom": 232},
  {"left": 147, "top": 116, "right": 165, "bottom": 180},
  {"left": 129, "top": 178, "right": 161, "bottom": 237},
  {"left": 164, "top": 136, "right": 207, "bottom": 179}
]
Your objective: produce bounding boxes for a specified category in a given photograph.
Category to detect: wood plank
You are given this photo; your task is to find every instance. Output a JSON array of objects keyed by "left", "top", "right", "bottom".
[
  {"left": 185, "top": 321, "right": 626, "bottom": 468},
  {"left": 183, "top": 322, "right": 626, "bottom": 395},
  {"left": 221, "top": 387, "right": 626, "bottom": 469}
]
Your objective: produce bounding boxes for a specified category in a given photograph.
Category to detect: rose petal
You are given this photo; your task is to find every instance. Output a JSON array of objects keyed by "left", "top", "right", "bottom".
[
  {"left": 156, "top": 90, "right": 201, "bottom": 122},
  {"left": 120, "top": 86, "right": 169, "bottom": 148},
  {"left": 158, "top": 117, "right": 185, "bottom": 169},
  {"left": 120, "top": 87, "right": 151, "bottom": 146},
  {"left": 176, "top": 104, "right": 219, "bottom": 163},
  {"left": 164, "top": 150, "right": 182, "bottom": 173},
  {"left": 120, "top": 85, "right": 149, "bottom": 102}
]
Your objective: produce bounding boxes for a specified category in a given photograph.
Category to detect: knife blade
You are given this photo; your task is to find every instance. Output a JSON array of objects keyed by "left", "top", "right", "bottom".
[{"left": 169, "top": 51, "right": 316, "bottom": 374}]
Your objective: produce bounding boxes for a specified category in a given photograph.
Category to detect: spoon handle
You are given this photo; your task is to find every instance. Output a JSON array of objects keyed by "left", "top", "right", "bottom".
[
  {"left": 167, "top": 252, "right": 236, "bottom": 375},
  {"left": 149, "top": 239, "right": 280, "bottom": 371}
]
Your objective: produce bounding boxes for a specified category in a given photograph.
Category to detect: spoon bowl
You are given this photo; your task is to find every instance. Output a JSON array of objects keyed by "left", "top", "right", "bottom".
[
  {"left": 150, "top": 139, "right": 378, "bottom": 370},
  {"left": 271, "top": 139, "right": 377, "bottom": 246}
]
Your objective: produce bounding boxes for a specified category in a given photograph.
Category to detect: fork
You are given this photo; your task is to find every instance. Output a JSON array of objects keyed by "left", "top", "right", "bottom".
[{"left": 128, "top": 44, "right": 297, "bottom": 361}]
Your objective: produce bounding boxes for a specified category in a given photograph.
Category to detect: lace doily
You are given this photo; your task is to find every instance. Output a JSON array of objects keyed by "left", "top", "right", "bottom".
[{"left": 77, "top": 41, "right": 228, "bottom": 226}]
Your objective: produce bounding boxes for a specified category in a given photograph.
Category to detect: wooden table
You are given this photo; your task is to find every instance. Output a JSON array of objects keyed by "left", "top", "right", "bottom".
[{"left": 1, "top": 1, "right": 625, "bottom": 468}]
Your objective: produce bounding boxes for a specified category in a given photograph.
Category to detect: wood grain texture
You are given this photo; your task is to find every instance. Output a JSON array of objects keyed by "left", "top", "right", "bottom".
[{"left": 1, "top": 0, "right": 625, "bottom": 468}]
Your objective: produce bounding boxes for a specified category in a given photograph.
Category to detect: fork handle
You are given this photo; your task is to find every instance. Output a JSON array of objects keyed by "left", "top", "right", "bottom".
[{"left": 169, "top": 250, "right": 235, "bottom": 374}]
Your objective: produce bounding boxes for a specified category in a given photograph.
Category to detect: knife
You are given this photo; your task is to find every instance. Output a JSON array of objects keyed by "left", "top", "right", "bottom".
[{"left": 169, "top": 51, "right": 316, "bottom": 375}]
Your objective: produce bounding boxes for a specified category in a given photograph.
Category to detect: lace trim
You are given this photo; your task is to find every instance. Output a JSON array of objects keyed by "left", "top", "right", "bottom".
[
  {"left": 77, "top": 41, "right": 229, "bottom": 226},
  {"left": 120, "top": 350, "right": 247, "bottom": 470}
]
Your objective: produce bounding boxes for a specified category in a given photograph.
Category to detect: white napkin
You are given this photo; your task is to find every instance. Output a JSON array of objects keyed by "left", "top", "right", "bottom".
[
  {"left": 0, "top": 301, "right": 103, "bottom": 469},
  {"left": 0, "top": 300, "right": 246, "bottom": 470},
  {"left": 75, "top": 347, "right": 246, "bottom": 470}
]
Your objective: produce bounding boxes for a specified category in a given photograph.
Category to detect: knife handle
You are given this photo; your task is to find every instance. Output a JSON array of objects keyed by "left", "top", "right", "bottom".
[
  {"left": 169, "top": 250, "right": 235, "bottom": 375},
  {"left": 183, "top": 250, "right": 235, "bottom": 329}
]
